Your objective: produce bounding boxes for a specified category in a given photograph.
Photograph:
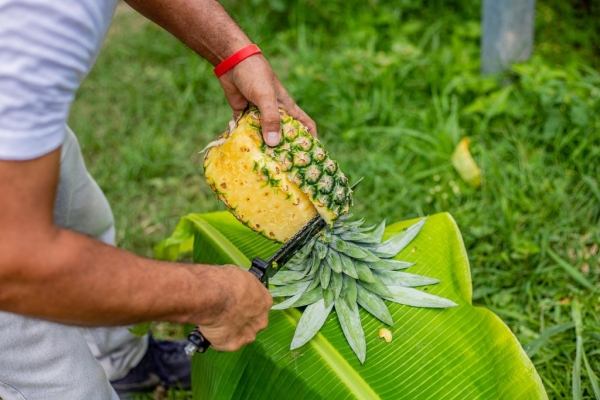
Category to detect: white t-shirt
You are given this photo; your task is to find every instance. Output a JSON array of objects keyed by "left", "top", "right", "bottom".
[{"left": 0, "top": 0, "right": 118, "bottom": 160}]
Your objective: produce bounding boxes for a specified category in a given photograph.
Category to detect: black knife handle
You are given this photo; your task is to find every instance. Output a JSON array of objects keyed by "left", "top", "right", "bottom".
[
  {"left": 185, "top": 326, "right": 210, "bottom": 355},
  {"left": 248, "top": 257, "right": 269, "bottom": 286},
  {"left": 186, "top": 257, "right": 269, "bottom": 355}
]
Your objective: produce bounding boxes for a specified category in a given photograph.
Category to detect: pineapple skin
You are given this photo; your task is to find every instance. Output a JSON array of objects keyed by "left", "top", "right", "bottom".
[{"left": 203, "top": 107, "right": 352, "bottom": 243}]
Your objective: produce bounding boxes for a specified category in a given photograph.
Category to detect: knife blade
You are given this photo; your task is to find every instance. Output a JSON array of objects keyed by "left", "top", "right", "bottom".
[{"left": 184, "top": 179, "right": 362, "bottom": 355}]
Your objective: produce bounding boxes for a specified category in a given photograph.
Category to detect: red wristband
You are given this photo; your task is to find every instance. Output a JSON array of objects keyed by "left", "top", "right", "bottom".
[{"left": 214, "top": 44, "right": 262, "bottom": 78}]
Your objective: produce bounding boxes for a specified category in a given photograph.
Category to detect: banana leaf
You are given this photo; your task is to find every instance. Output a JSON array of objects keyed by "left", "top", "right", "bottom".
[{"left": 157, "top": 212, "right": 547, "bottom": 399}]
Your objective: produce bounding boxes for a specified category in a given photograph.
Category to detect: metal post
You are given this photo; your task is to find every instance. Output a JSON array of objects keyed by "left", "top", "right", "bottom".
[{"left": 481, "top": 0, "right": 536, "bottom": 74}]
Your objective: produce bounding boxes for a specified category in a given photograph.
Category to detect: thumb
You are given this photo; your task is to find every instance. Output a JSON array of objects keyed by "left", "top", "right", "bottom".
[{"left": 257, "top": 101, "right": 282, "bottom": 147}]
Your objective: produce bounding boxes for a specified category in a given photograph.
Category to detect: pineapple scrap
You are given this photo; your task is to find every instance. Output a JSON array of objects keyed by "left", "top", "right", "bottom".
[{"left": 378, "top": 328, "right": 393, "bottom": 343}]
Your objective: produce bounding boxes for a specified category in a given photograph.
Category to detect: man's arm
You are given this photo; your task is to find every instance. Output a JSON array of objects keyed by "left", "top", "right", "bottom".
[
  {"left": 0, "top": 149, "right": 272, "bottom": 352},
  {"left": 124, "top": 0, "right": 318, "bottom": 146}
]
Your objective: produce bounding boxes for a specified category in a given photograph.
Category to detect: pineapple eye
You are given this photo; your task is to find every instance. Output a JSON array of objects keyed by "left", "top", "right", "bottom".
[
  {"left": 324, "top": 159, "right": 338, "bottom": 175},
  {"left": 288, "top": 170, "right": 301, "bottom": 185},
  {"left": 315, "top": 192, "right": 332, "bottom": 209},
  {"left": 293, "top": 136, "right": 313, "bottom": 151},
  {"left": 330, "top": 203, "right": 342, "bottom": 216},
  {"left": 278, "top": 142, "right": 292, "bottom": 152},
  {"left": 333, "top": 184, "right": 349, "bottom": 205},
  {"left": 317, "top": 175, "right": 334, "bottom": 194},
  {"left": 305, "top": 165, "right": 323, "bottom": 184},
  {"left": 293, "top": 151, "right": 311, "bottom": 167},
  {"left": 300, "top": 181, "right": 317, "bottom": 198},
  {"left": 279, "top": 153, "right": 293, "bottom": 172},
  {"left": 338, "top": 172, "right": 349, "bottom": 185},
  {"left": 313, "top": 146, "right": 326, "bottom": 162},
  {"left": 283, "top": 123, "right": 298, "bottom": 140},
  {"left": 264, "top": 147, "right": 277, "bottom": 159}
]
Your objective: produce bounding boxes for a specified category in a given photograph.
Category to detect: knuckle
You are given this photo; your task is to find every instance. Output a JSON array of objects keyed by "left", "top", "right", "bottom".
[
  {"left": 223, "top": 343, "right": 241, "bottom": 352},
  {"left": 265, "top": 295, "right": 273, "bottom": 308},
  {"left": 261, "top": 115, "right": 280, "bottom": 128},
  {"left": 259, "top": 317, "right": 269, "bottom": 331}
]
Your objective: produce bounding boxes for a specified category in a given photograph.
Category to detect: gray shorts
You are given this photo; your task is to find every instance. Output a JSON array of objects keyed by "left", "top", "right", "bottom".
[{"left": 0, "top": 127, "right": 148, "bottom": 399}]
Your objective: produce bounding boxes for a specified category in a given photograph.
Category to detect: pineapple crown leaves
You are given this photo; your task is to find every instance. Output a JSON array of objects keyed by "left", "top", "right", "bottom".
[{"left": 269, "top": 215, "right": 458, "bottom": 364}]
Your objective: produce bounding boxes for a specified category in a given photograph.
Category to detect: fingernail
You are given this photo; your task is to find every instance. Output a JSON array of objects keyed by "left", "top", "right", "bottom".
[{"left": 266, "top": 131, "right": 280, "bottom": 146}]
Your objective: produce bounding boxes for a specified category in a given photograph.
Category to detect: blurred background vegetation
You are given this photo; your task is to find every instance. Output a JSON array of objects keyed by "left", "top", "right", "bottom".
[{"left": 69, "top": 0, "right": 599, "bottom": 398}]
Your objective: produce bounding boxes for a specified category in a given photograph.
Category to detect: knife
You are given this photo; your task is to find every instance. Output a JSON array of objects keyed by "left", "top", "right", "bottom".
[{"left": 184, "top": 179, "right": 361, "bottom": 356}]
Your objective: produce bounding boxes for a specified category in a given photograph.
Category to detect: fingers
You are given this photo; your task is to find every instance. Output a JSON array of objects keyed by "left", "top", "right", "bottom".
[
  {"left": 208, "top": 309, "right": 270, "bottom": 352},
  {"left": 255, "top": 97, "right": 282, "bottom": 147},
  {"left": 218, "top": 55, "right": 318, "bottom": 146},
  {"left": 197, "top": 265, "right": 272, "bottom": 352},
  {"left": 274, "top": 82, "right": 318, "bottom": 138},
  {"left": 218, "top": 76, "right": 248, "bottom": 119},
  {"left": 285, "top": 102, "right": 318, "bottom": 139}
]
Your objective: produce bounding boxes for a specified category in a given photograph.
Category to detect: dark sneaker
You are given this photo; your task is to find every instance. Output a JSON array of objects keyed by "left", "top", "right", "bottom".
[{"left": 110, "top": 334, "right": 192, "bottom": 397}]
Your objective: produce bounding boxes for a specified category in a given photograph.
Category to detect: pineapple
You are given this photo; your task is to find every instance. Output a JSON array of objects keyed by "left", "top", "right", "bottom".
[
  {"left": 203, "top": 107, "right": 352, "bottom": 243},
  {"left": 203, "top": 107, "right": 456, "bottom": 363}
]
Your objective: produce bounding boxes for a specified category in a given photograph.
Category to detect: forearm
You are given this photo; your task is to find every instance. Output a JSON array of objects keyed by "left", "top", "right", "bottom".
[
  {"left": 0, "top": 227, "right": 224, "bottom": 327},
  {"left": 125, "top": 0, "right": 319, "bottom": 142},
  {"left": 124, "top": 0, "right": 251, "bottom": 65}
]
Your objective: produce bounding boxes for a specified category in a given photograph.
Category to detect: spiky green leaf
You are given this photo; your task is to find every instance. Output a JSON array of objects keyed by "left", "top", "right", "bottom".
[
  {"left": 283, "top": 259, "right": 306, "bottom": 271},
  {"left": 341, "top": 241, "right": 381, "bottom": 261},
  {"left": 270, "top": 270, "right": 308, "bottom": 285},
  {"left": 339, "top": 253, "right": 359, "bottom": 279},
  {"left": 323, "top": 286, "right": 334, "bottom": 308},
  {"left": 330, "top": 270, "right": 343, "bottom": 299},
  {"left": 270, "top": 281, "right": 310, "bottom": 298},
  {"left": 356, "top": 284, "right": 394, "bottom": 326},
  {"left": 374, "top": 270, "right": 440, "bottom": 287},
  {"left": 367, "top": 217, "right": 427, "bottom": 258},
  {"left": 335, "top": 299, "right": 367, "bottom": 364},
  {"left": 383, "top": 286, "right": 458, "bottom": 308},
  {"left": 272, "top": 287, "right": 323, "bottom": 310},
  {"left": 354, "top": 260, "right": 376, "bottom": 283},
  {"left": 301, "top": 251, "right": 321, "bottom": 278},
  {"left": 313, "top": 240, "right": 329, "bottom": 260},
  {"left": 291, "top": 287, "right": 324, "bottom": 308},
  {"left": 271, "top": 290, "right": 305, "bottom": 310},
  {"left": 320, "top": 262, "right": 332, "bottom": 289},
  {"left": 340, "top": 219, "right": 385, "bottom": 243},
  {"left": 306, "top": 263, "right": 322, "bottom": 291},
  {"left": 326, "top": 248, "right": 343, "bottom": 273},
  {"left": 341, "top": 274, "right": 358, "bottom": 308},
  {"left": 358, "top": 275, "right": 392, "bottom": 298},
  {"left": 329, "top": 235, "right": 350, "bottom": 254},
  {"left": 290, "top": 299, "right": 334, "bottom": 349},
  {"left": 369, "top": 259, "right": 414, "bottom": 270}
]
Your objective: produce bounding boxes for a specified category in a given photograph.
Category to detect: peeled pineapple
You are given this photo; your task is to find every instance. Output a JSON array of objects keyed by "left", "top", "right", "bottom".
[
  {"left": 203, "top": 107, "right": 456, "bottom": 363},
  {"left": 204, "top": 107, "right": 352, "bottom": 243}
]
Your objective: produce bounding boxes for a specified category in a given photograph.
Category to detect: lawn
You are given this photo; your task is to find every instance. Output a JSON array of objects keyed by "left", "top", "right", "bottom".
[{"left": 69, "top": 0, "right": 600, "bottom": 398}]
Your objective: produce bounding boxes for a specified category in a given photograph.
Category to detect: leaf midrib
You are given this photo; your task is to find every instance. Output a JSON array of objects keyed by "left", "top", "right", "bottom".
[
  {"left": 189, "top": 215, "right": 250, "bottom": 267},
  {"left": 283, "top": 308, "right": 380, "bottom": 400}
]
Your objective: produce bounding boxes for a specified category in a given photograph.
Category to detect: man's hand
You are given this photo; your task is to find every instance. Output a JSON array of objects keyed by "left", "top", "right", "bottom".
[
  {"left": 218, "top": 54, "right": 317, "bottom": 146},
  {"left": 124, "top": 0, "right": 317, "bottom": 146},
  {"left": 192, "top": 265, "right": 272, "bottom": 351}
]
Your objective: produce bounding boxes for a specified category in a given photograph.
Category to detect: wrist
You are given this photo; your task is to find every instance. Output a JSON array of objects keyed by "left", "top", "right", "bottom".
[
  {"left": 179, "top": 264, "right": 229, "bottom": 325},
  {"left": 214, "top": 44, "right": 262, "bottom": 78}
]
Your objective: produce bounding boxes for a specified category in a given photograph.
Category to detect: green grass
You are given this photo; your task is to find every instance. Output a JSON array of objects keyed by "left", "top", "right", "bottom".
[{"left": 69, "top": 1, "right": 599, "bottom": 398}]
